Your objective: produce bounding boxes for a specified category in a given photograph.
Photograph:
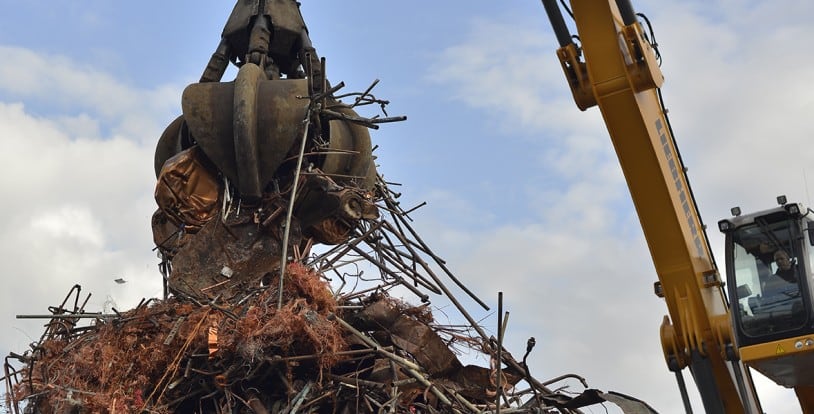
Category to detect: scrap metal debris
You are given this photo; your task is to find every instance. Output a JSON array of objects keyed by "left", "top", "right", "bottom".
[
  {"left": 4, "top": 188, "right": 658, "bottom": 413},
  {"left": 4, "top": 1, "right": 658, "bottom": 413}
]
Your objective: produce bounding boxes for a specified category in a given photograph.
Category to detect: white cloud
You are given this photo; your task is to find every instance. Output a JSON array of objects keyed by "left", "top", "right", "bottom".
[
  {"left": 29, "top": 205, "right": 106, "bottom": 248},
  {"left": 0, "top": 45, "right": 181, "bottom": 145},
  {"left": 639, "top": 1, "right": 814, "bottom": 216},
  {"left": 427, "top": 18, "right": 604, "bottom": 138},
  {"left": 0, "top": 49, "right": 173, "bottom": 359}
]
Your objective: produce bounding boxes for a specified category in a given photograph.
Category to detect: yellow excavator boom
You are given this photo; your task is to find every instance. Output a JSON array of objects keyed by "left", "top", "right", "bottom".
[{"left": 541, "top": 0, "right": 762, "bottom": 412}]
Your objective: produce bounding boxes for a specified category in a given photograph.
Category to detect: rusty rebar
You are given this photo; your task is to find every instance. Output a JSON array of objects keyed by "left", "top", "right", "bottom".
[
  {"left": 310, "top": 219, "right": 384, "bottom": 271},
  {"left": 380, "top": 220, "right": 490, "bottom": 342},
  {"left": 277, "top": 107, "right": 313, "bottom": 309},
  {"left": 367, "top": 229, "right": 442, "bottom": 294},
  {"left": 296, "top": 389, "right": 333, "bottom": 412},
  {"left": 348, "top": 245, "right": 429, "bottom": 302},
  {"left": 266, "top": 347, "right": 377, "bottom": 363},
  {"left": 16, "top": 314, "right": 117, "bottom": 319},
  {"left": 356, "top": 235, "right": 441, "bottom": 293},
  {"left": 328, "top": 314, "right": 472, "bottom": 413},
  {"left": 328, "top": 374, "right": 386, "bottom": 389},
  {"left": 372, "top": 244, "right": 442, "bottom": 294},
  {"left": 385, "top": 201, "right": 490, "bottom": 311},
  {"left": 336, "top": 282, "right": 398, "bottom": 302},
  {"left": 497, "top": 292, "right": 503, "bottom": 414},
  {"left": 4, "top": 357, "right": 21, "bottom": 414},
  {"left": 351, "top": 78, "right": 379, "bottom": 108}
]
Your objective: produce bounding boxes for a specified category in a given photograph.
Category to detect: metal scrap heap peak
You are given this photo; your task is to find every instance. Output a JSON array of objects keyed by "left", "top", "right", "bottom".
[{"left": 4, "top": 1, "right": 656, "bottom": 413}]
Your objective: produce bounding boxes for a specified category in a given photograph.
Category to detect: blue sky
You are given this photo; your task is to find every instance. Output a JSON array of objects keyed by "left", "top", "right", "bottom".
[{"left": 2, "top": 1, "right": 814, "bottom": 412}]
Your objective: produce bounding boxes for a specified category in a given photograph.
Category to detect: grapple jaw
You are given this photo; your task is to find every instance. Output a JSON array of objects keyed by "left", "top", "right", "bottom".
[
  {"left": 152, "top": 1, "right": 389, "bottom": 298},
  {"left": 155, "top": 65, "right": 376, "bottom": 200}
]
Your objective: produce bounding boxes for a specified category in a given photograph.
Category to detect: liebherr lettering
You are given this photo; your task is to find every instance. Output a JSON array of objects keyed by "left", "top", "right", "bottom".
[{"left": 655, "top": 119, "right": 705, "bottom": 259}]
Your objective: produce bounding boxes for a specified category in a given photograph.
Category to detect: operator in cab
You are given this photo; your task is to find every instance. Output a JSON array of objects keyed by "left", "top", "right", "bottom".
[
  {"left": 760, "top": 249, "right": 799, "bottom": 299},
  {"left": 772, "top": 250, "right": 797, "bottom": 283}
]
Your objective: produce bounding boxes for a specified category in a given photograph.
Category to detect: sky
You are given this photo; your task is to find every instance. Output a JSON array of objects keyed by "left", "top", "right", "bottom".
[{"left": 1, "top": 1, "right": 813, "bottom": 413}]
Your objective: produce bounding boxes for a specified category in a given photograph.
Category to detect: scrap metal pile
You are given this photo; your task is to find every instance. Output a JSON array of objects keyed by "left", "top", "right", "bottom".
[
  {"left": 5, "top": 197, "right": 651, "bottom": 413},
  {"left": 4, "top": 1, "right": 657, "bottom": 413}
]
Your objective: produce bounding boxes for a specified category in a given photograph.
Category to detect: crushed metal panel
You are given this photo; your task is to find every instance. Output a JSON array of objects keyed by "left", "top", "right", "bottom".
[
  {"left": 546, "top": 388, "right": 660, "bottom": 414},
  {"left": 154, "top": 146, "right": 220, "bottom": 232},
  {"left": 389, "top": 315, "right": 462, "bottom": 377},
  {"left": 601, "top": 391, "right": 661, "bottom": 414}
]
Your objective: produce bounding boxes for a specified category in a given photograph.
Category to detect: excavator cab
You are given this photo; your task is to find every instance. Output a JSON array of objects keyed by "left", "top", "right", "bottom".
[{"left": 719, "top": 197, "right": 814, "bottom": 388}]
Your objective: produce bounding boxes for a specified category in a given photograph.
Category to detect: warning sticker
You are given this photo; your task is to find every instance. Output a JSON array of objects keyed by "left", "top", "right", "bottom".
[{"left": 776, "top": 344, "right": 785, "bottom": 354}]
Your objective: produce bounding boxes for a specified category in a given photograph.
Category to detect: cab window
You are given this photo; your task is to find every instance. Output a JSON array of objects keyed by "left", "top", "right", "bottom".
[{"left": 730, "top": 219, "right": 805, "bottom": 337}]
